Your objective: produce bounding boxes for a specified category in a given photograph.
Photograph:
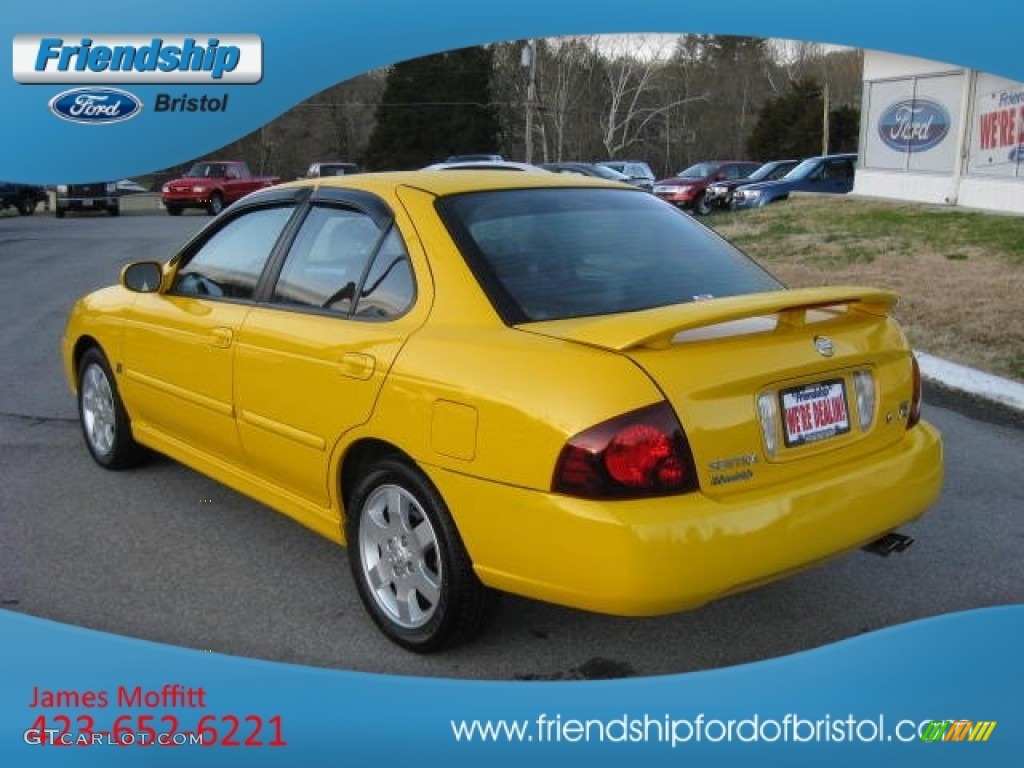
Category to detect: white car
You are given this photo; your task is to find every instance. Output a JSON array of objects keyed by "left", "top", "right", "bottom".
[
  {"left": 422, "top": 161, "right": 549, "bottom": 172},
  {"left": 115, "top": 179, "right": 148, "bottom": 194}
]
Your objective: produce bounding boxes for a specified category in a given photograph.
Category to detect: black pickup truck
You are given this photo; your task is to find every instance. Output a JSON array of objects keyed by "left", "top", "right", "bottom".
[{"left": 0, "top": 182, "right": 48, "bottom": 215}]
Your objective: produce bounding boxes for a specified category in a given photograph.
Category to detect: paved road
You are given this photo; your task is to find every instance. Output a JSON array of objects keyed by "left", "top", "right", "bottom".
[{"left": 1, "top": 212, "right": 1021, "bottom": 681}]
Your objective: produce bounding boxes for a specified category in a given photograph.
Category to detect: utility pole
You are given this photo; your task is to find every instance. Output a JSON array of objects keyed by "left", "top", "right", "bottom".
[
  {"left": 822, "top": 81, "right": 830, "bottom": 155},
  {"left": 522, "top": 40, "right": 537, "bottom": 163}
]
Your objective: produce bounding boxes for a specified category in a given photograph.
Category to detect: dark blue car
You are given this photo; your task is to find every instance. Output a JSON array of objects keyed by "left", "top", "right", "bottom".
[{"left": 731, "top": 153, "right": 857, "bottom": 210}]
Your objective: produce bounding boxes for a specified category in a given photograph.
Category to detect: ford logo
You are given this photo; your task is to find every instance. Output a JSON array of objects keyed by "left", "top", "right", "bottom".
[
  {"left": 1009, "top": 145, "right": 1024, "bottom": 163},
  {"left": 877, "top": 99, "right": 950, "bottom": 153},
  {"left": 48, "top": 87, "right": 143, "bottom": 125}
]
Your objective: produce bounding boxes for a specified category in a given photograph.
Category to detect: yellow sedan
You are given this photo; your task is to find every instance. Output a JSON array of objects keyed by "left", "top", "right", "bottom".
[{"left": 63, "top": 171, "right": 943, "bottom": 652}]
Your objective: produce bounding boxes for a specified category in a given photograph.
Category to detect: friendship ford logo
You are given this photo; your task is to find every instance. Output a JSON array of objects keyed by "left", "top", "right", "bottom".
[
  {"left": 13, "top": 35, "right": 262, "bottom": 84},
  {"left": 48, "top": 88, "right": 143, "bottom": 125},
  {"left": 814, "top": 336, "right": 835, "bottom": 358},
  {"left": 877, "top": 99, "right": 951, "bottom": 153}
]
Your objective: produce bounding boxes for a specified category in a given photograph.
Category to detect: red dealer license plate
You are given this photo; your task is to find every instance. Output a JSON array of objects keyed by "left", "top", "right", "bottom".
[{"left": 780, "top": 379, "right": 851, "bottom": 448}]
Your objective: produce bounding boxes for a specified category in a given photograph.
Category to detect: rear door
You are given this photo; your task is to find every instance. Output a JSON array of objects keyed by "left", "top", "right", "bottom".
[{"left": 233, "top": 192, "right": 426, "bottom": 508}]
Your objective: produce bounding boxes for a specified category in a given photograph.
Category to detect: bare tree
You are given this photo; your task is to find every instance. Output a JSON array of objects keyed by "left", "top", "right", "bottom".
[
  {"left": 592, "top": 35, "right": 708, "bottom": 159},
  {"left": 534, "top": 37, "right": 600, "bottom": 161}
]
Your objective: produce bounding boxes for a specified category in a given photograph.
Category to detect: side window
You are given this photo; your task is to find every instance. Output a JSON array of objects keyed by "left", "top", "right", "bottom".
[
  {"left": 272, "top": 206, "right": 381, "bottom": 314},
  {"left": 171, "top": 206, "right": 293, "bottom": 300},
  {"left": 353, "top": 228, "right": 415, "bottom": 320},
  {"left": 824, "top": 160, "right": 852, "bottom": 180}
]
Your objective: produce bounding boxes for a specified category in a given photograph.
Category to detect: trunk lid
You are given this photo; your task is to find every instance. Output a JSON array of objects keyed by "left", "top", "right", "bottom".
[{"left": 522, "top": 287, "right": 919, "bottom": 498}]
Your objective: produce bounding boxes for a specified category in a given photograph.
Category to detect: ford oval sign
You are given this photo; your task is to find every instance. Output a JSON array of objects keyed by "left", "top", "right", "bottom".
[
  {"left": 48, "top": 87, "right": 143, "bottom": 125},
  {"left": 877, "top": 99, "right": 950, "bottom": 153}
]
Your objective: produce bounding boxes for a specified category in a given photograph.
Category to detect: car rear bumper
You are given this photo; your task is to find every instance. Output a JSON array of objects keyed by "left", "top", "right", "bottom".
[{"left": 431, "top": 421, "right": 943, "bottom": 616}]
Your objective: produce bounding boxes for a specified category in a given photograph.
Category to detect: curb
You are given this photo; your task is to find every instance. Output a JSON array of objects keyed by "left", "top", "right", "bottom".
[{"left": 917, "top": 352, "right": 1024, "bottom": 414}]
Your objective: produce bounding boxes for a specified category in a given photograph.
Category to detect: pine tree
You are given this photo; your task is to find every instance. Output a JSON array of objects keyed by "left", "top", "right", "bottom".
[
  {"left": 363, "top": 46, "right": 500, "bottom": 170},
  {"left": 746, "top": 79, "right": 824, "bottom": 159},
  {"left": 746, "top": 79, "right": 861, "bottom": 159}
]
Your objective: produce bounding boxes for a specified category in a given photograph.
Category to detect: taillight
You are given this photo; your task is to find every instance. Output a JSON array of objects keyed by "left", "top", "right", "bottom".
[
  {"left": 907, "top": 355, "right": 923, "bottom": 429},
  {"left": 552, "top": 402, "right": 698, "bottom": 499}
]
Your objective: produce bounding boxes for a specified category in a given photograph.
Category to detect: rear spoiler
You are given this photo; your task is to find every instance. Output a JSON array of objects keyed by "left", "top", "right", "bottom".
[{"left": 521, "top": 286, "right": 899, "bottom": 352}]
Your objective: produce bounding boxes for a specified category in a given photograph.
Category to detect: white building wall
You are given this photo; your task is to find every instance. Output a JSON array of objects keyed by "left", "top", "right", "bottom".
[
  {"left": 958, "top": 177, "right": 1024, "bottom": 214},
  {"left": 854, "top": 170, "right": 957, "bottom": 205},
  {"left": 857, "top": 50, "right": 1024, "bottom": 215}
]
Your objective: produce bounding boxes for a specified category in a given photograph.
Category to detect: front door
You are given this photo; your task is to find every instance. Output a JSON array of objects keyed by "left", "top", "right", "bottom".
[{"left": 119, "top": 204, "right": 296, "bottom": 463}]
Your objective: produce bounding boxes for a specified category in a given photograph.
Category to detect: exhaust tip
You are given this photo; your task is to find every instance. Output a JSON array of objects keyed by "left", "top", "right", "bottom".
[{"left": 862, "top": 532, "right": 915, "bottom": 557}]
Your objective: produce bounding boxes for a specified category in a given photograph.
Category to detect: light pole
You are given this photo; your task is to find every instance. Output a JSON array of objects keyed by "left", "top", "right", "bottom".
[{"left": 521, "top": 39, "right": 537, "bottom": 163}]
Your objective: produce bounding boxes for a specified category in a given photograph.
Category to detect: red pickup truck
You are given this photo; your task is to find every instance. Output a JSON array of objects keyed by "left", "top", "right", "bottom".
[{"left": 161, "top": 161, "right": 280, "bottom": 216}]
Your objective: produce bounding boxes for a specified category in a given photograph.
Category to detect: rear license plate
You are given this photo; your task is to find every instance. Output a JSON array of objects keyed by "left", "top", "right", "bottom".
[
  {"left": 780, "top": 379, "right": 850, "bottom": 448},
  {"left": 81, "top": 198, "right": 93, "bottom": 206}
]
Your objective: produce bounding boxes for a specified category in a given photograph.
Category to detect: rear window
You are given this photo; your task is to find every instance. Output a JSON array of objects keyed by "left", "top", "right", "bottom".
[{"left": 438, "top": 187, "right": 782, "bottom": 323}]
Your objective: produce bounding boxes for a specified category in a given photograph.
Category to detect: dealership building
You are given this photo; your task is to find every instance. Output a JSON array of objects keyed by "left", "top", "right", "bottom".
[{"left": 856, "top": 51, "right": 1024, "bottom": 214}]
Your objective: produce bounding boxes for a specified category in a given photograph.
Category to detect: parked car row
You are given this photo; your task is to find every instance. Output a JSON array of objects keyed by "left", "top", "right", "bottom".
[
  {"left": 654, "top": 153, "right": 858, "bottom": 215},
  {"left": 23, "top": 152, "right": 858, "bottom": 222}
]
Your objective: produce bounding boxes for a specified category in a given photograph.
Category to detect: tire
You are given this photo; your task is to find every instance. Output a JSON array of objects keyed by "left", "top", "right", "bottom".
[
  {"left": 694, "top": 192, "right": 713, "bottom": 216},
  {"left": 207, "top": 193, "right": 224, "bottom": 216},
  {"left": 77, "top": 347, "right": 147, "bottom": 470},
  {"left": 54, "top": 206, "right": 65, "bottom": 219},
  {"left": 108, "top": 202, "right": 120, "bottom": 217},
  {"left": 17, "top": 196, "right": 36, "bottom": 216},
  {"left": 346, "top": 457, "right": 492, "bottom": 652},
  {"left": 165, "top": 205, "right": 183, "bottom": 217}
]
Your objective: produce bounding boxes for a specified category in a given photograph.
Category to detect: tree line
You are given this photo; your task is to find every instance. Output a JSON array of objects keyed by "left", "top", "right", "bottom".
[{"left": 201, "top": 35, "right": 862, "bottom": 181}]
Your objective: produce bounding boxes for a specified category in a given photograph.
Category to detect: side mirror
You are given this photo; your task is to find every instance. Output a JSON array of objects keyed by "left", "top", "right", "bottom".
[{"left": 121, "top": 261, "right": 163, "bottom": 293}]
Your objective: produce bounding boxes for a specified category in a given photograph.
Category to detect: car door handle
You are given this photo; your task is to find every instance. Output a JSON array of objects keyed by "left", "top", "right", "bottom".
[
  {"left": 339, "top": 352, "right": 375, "bottom": 380},
  {"left": 208, "top": 327, "right": 234, "bottom": 348}
]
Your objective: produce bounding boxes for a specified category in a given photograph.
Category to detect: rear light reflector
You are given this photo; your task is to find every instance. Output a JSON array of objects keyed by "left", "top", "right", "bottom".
[
  {"left": 552, "top": 402, "right": 698, "bottom": 499},
  {"left": 756, "top": 392, "right": 779, "bottom": 457},
  {"left": 853, "top": 370, "right": 876, "bottom": 431}
]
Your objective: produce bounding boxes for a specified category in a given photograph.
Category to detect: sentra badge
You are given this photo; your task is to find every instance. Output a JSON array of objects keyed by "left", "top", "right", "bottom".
[
  {"left": 13, "top": 34, "right": 262, "bottom": 84},
  {"left": 49, "top": 87, "right": 142, "bottom": 124}
]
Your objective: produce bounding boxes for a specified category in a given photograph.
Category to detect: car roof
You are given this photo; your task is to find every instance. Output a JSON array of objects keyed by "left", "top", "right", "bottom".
[
  {"left": 271, "top": 170, "right": 632, "bottom": 198},
  {"left": 422, "top": 161, "right": 548, "bottom": 172}
]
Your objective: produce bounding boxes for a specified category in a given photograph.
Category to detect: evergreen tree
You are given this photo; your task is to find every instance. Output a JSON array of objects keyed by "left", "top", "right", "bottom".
[
  {"left": 828, "top": 104, "right": 861, "bottom": 153},
  {"left": 363, "top": 46, "right": 500, "bottom": 170},
  {"left": 746, "top": 78, "right": 861, "bottom": 159},
  {"left": 746, "top": 79, "right": 824, "bottom": 159}
]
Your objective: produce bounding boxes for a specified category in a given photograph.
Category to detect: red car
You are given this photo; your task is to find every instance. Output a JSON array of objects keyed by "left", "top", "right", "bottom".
[
  {"left": 653, "top": 161, "right": 761, "bottom": 215},
  {"left": 161, "top": 161, "right": 280, "bottom": 216}
]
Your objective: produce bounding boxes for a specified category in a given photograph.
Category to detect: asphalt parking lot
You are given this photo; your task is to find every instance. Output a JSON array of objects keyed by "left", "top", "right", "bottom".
[{"left": 1, "top": 212, "right": 1022, "bottom": 680}]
